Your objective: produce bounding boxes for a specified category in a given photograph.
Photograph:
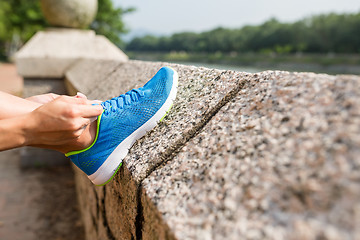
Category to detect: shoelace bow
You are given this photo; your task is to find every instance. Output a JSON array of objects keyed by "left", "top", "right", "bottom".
[{"left": 101, "top": 88, "right": 144, "bottom": 115}]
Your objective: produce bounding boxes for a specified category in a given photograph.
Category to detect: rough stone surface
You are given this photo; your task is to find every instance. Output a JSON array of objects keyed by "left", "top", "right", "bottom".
[
  {"left": 72, "top": 156, "right": 142, "bottom": 239},
  {"left": 15, "top": 29, "right": 128, "bottom": 78},
  {"left": 141, "top": 186, "right": 177, "bottom": 240},
  {"left": 67, "top": 60, "right": 360, "bottom": 240},
  {"left": 40, "top": 0, "right": 97, "bottom": 28},
  {"left": 67, "top": 60, "right": 248, "bottom": 240},
  {"left": 142, "top": 71, "right": 360, "bottom": 240},
  {"left": 65, "top": 59, "right": 122, "bottom": 96}
]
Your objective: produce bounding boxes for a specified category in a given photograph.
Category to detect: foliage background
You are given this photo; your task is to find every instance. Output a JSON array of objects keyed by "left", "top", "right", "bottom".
[
  {"left": 0, "top": 0, "right": 133, "bottom": 61},
  {"left": 126, "top": 12, "right": 360, "bottom": 54}
]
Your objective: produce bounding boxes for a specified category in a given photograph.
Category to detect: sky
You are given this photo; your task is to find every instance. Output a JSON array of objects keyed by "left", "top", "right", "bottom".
[{"left": 112, "top": 0, "right": 360, "bottom": 37}]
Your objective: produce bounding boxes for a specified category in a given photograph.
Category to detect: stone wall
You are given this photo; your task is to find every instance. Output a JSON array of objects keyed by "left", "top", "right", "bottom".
[{"left": 65, "top": 59, "right": 360, "bottom": 240}]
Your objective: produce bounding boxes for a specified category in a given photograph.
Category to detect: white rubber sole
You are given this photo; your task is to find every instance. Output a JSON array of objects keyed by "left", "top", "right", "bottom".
[{"left": 89, "top": 69, "right": 179, "bottom": 185}]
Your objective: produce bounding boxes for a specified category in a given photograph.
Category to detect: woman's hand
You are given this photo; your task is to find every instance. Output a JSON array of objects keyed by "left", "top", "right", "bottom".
[{"left": 23, "top": 95, "right": 103, "bottom": 147}]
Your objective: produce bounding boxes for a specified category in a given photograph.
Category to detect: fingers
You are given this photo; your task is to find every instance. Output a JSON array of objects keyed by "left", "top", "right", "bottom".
[
  {"left": 74, "top": 95, "right": 99, "bottom": 122},
  {"left": 75, "top": 92, "right": 103, "bottom": 105},
  {"left": 47, "top": 96, "right": 103, "bottom": 120},
  {"left": 27, "top": 93, "right": 99, "bottom": 106},
  {"left": 76, "top": 92, "right": 87, "bottom": 99},
  {"left": 58, "top": 95, "right": 101, "bottom": 106},
  {"left": 77, "top": 104, "right": 103, "bottom": 118},
  {"left": 58, "top": 95, "right": 88, "bottom": 104}
]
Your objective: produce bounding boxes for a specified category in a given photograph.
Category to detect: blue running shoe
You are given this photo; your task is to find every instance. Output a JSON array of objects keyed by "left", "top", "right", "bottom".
[{"left": 66, "top": 67, "right": 178, "bottom": 185}]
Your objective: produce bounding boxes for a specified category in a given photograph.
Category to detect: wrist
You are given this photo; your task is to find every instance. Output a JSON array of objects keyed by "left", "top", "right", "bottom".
[
  {"left": 13, "top": 115, "right": 29, "bottom": 147},
  {"left": 19, "top": 112, "right": 36, "bottom": 146},
  {"left": 0, "top": 115, "right": 28, "bottom": 151}
]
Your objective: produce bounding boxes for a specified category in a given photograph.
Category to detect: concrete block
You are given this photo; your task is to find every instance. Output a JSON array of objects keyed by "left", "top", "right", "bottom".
[
  {"left": 15, "top": 29, "right": 128, "bottom": 78},
  {"left": 142, "top": 72, "right": 360, "bottom": 239},
  {"left": 65, "top": 59, "right": 123, "bottom": 96},
  {"left": 0, "top": 64, "right": 23, "bottom": 97},
  {"left": 68, "top": 60, "right": 360, "bottom": 239},
  {"left": 21, "top": 77, "right": 68, "bottom": 167},
  {"left": 23, "top": 78, "right": 67, "bottom": 98},
  {"left": 20, "top": 147, "right": 69, "bottom": 168}
]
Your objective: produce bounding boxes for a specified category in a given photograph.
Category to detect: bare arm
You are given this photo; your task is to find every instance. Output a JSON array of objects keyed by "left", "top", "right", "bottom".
[
  {"left": 0, "top": 96, "right": 103, "bottom": 152},
  {"left": 0, "top": 91, "right": 42, "bottom": 119}
]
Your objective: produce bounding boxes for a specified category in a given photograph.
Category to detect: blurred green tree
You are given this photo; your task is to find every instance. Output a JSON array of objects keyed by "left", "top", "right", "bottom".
[
  {"left": 91, "top": 0, "right": 135, "bottom": 48},
  {"left": 126, "top": 11, "right": 360, "bottom": 54},
  {"left": 0, "top": 0, "right": 46, "bottom": 60},
  {"left": 126, "top": 35, "right": 160, "bottom": 51},
  {"left": 0, "top": 0, "right": 133, "bottom": 61}
]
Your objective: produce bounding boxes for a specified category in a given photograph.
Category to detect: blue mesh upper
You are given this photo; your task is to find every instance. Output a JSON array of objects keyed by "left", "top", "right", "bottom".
[{"left": 69, "top": 67, "right": 175, "bottom": 175}]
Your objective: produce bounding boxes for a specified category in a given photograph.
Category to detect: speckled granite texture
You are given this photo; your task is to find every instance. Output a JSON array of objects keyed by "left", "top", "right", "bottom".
[
  {"left": 66, "top": 60, "right": 360, "bottom": 240},
  {"left": 143, "top": 71, "right": 360, "bottom": 240}
]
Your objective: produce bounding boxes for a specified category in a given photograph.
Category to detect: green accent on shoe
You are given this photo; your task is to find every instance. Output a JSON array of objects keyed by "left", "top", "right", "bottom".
[
  {"left": 160, "top": 103, "right": 174, "bottom": 122},
  {"left": 65, "top": 111, "right": 103, "bottom": 157},
  {"left": 96, "top": 162, "right": 123, "bottom": 186}
]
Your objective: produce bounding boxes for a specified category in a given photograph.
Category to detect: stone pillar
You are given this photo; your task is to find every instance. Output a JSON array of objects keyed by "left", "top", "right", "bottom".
[
  {"left": 15, "top": 0, "right": 128, "bottom": 78},
  {"left": 40, "top": 0, "right": 98, "bottom": 28}
]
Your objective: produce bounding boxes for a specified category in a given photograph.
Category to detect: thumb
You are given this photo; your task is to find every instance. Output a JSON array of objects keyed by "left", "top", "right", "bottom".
[{"left": 75, "top": 92, "right": 88, "bottom": 99}]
